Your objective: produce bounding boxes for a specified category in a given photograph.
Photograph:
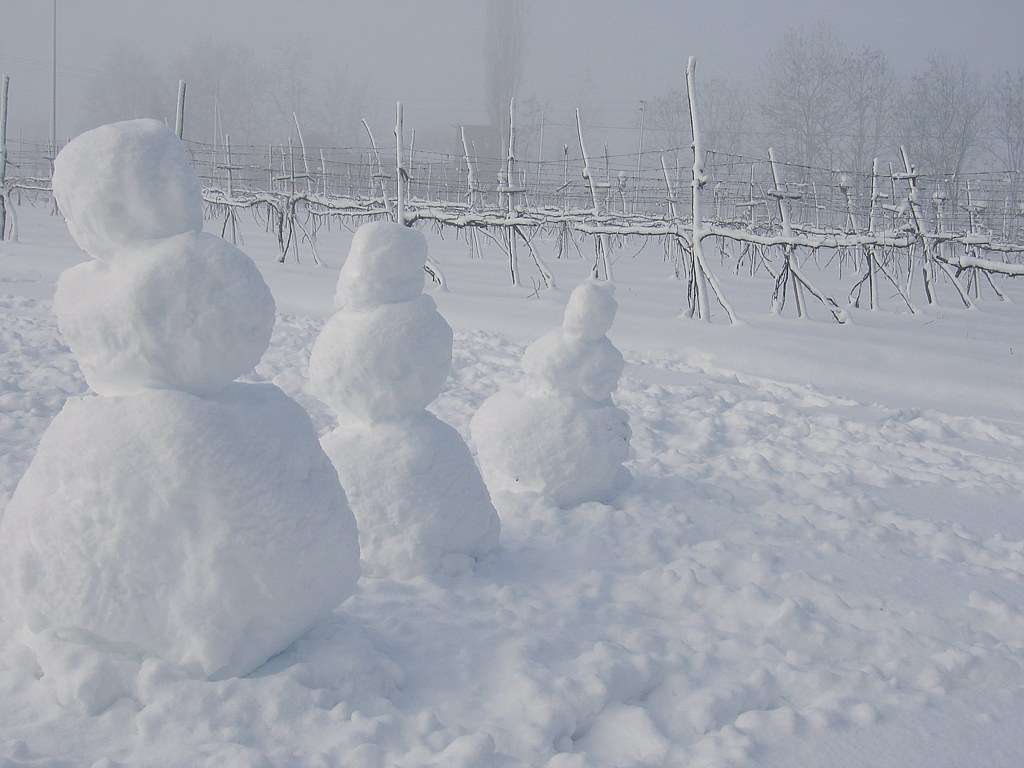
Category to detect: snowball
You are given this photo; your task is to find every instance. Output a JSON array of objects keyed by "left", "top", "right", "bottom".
[
  {"left": 308, "top": 295, "right": 453, "bottom": 423},
  {"left": 470, "top": 390, "right": 632, "bottom": 508},
  {"left": 52, "top": 119, "right": 202, "bottom": 260},
  {"left": 0, "top": 383, "right": 360, "bottom": 679},
  {"left": 562, "top": 280, "right": 618, "bottom": 341},
  {"left": 322, "top": 412, "right": 500, "bottom": 578},
  {"left": 54, "top": 232, "right": 275, "bottom": 397},
  {"left": 522, "top": 331, "right": 624, "bottom": 403},
  {"left": 335, "top": 221, "right": 427, "bottom": 309}
]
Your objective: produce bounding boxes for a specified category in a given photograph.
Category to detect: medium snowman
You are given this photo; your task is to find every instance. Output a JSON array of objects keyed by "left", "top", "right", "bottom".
[
  {"left": 0, "top": 119, "right": 360, "bottom": 684},
  {"left": 309, "top": 221, "right": 500, "bottom": 578}
]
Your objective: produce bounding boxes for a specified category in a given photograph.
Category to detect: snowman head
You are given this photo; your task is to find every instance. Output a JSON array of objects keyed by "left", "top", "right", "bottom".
[
  {"left": 562, "top": 280, "right": 617, "bottom": 342},
  {"left": 52, "top": 119, "right": 202, "bottom": 260},
  {"left": 335, "top": 221, "right": 427, "bottom": 310}
]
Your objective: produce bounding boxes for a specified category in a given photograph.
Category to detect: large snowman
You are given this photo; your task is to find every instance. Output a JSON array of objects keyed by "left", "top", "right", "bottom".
[
  {"left": 0, "top": 119, "right": 360, "bottom": 681},
  {"left": 308, "top": 222, "right": 500, "bottom": 578},
  {"left": 471, "top": 280, "right": 632, "bottom": 508}
]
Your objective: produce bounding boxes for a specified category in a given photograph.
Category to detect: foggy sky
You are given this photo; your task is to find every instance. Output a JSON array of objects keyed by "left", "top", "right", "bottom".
[{"left": 3, "top": 0, "right": 1023, "bottom": 143}]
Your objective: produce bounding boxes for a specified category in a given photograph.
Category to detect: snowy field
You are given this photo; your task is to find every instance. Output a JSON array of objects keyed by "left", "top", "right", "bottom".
[{"left": 2, "top": 202, "right": 1023, "bottom": 767}]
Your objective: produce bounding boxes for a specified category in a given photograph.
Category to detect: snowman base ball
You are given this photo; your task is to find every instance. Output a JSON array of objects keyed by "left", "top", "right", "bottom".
[
  {"left": 321, "top": 412, "right": 500, "bottom": 578},
  {"left": 0, "top": 383, "right": 360, "bottom": 679},
  {"left": 470, "top": 390, "right": 632, "bottom": 509}
]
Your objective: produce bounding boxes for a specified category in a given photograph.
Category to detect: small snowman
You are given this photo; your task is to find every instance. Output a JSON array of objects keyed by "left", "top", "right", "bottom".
[
  {"left": 0, "top": 119, "right": 360, "bottom": 682},
  {"left": 309, "top": 221, "right": 500, "bottom": 578},
  {"left": 471, "top": 280, "right": 632, "bottom": 508}
]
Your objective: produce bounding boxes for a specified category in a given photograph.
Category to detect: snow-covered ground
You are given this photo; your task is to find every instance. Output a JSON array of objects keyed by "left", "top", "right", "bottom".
[{"left": 1, "top": 204, "right": 1023, "bottom": 767}]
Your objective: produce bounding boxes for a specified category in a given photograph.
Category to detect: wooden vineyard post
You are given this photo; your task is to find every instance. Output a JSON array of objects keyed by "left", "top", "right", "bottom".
[{"left": 175, "top": 80, "right": 186, "bottom": 139}]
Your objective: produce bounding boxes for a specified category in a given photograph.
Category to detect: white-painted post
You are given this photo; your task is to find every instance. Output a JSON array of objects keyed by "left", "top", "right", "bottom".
[
  {"left": 395, "top": 101, "right": 406, "bottom": 226},
  {"left": 460, "top": 126, "right": 478, "bottom": 209},
  {"left": 768, "top": 147, "right": 806, "bottom": 318},
  {"left": 506, "top": 97, "right": 520, "bottom": 285},
  {"left": 684, "top": 56, "right": 710, "bottom": 321},
  {"left": 898, "top": 145, "right": 936, "bottom": 305},
  {"left": 867, "top": 158, "right": 880, "bottom": 309},
  {"left": 576, "top": 107, "right": 613, "bottom": 281},
  {"left": 292, "top": 112, "right": 311, "bottom": 192},
  {"left": 362, "top": 118, "right": 393, "bottom": 217}
]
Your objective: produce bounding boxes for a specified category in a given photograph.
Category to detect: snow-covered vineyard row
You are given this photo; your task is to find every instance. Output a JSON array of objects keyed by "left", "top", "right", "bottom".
[{"left": 2, "top": 60, "right": 1023, "bottom": 323}]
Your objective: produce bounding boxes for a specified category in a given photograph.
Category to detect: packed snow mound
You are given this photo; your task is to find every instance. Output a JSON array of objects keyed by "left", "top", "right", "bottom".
[
  {"left": 562, "top": 280, "right": 618, "bottom": 341},
  {"left": 471, "top": 280, "right": 631, "bottom": 507},
  {"left": 335, "top": 221, "right": 427, "bottom": 309},
  {"left": 0, "top": 383, "right": 360, "bottom": 680},
  {"left": 54, "top": 231, "right": 275, "bottom": 396},
  {"left": 322, "top": 412, "right": 500, "bottom": 577},
  {"left": 471, "top": 390, "right": 631, "bottom": 507},
  {"left": 308, "top": 294, "right": 453, "bottom": 422},
  {"left": 52, "top": 119, "right": 202, "bottom": 260}
]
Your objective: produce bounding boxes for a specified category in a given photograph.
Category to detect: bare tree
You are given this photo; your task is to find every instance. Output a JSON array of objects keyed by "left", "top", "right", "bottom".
[
  {"left": 307, "top": 66, "right": 369, "bottom": 148},
  {"left": 761, "top": 23, "right": 848, "bottom": 179},
  {"left": 484, "top": 0, "right": 525, "bottom": 156},
  {"left": 841, "top": 47, "right": 896, "bottom": 178},
  {"left": 900, "top": 55, "right": 986, "bottom": 182},
  {"left": 988, "top": 69, "right": 1024, "bottom": 214},
  {"left": 650, "top": 76, "right": 750, "bottom": 159},
  {"left": 82, "top": 42, "right": 170, "bottom": 128},
  {"left": 172, "top": 39, "right": 271, "bottom": 145}
]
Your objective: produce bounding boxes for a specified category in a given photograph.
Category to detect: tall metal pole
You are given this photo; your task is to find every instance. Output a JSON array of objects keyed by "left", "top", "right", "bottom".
[
  {"left": 50, "top": 0, "right": 57, "bottom": 157},
  {"left": 49, "top": 0, "right": 58, "bottom": 214}
]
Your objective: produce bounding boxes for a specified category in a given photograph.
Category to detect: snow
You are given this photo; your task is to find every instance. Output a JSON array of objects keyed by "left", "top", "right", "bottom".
[
  {"left": 472, "top": 280, "right": 632, "bottom": 507},
  {"left": 52, "top": 119, "right": 202, "bottom": 260},
  {"left": 310, "top": 222, "right": 499, "bottom": 576},
  {"left": 55, "top": 231, "right": 275, "bottom": 396},
  {"left": 1, "top": 205, "right": 1024, "bottom": 767},
  {"left": 0, "top": 384, "right": 360, "bottom": 681}
]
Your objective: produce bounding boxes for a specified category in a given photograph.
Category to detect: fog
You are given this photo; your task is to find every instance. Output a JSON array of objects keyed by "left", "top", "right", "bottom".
[{"left": 2, "top": 0, "right": 1024, "bottom": 171}]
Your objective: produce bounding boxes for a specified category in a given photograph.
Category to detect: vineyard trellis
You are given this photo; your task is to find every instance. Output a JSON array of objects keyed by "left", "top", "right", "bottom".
[{"left": 2, "top": 57, "right": 1023, "bottom": 325}]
